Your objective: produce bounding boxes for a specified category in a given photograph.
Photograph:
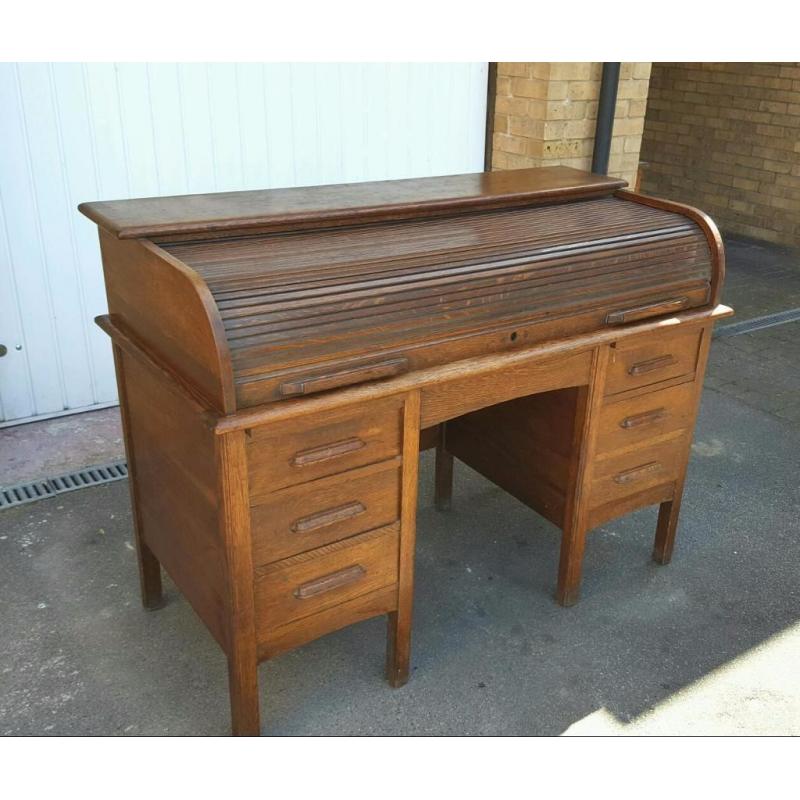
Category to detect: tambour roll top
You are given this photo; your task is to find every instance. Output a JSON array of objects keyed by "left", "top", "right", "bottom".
[{"left": 81, "top": 167, "right": 724, "bottom": 414}]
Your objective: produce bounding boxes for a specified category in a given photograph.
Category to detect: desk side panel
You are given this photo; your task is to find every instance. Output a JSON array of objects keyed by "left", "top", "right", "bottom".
[
  {"left": 98, "top": 230, "right": 235, "bottom": 413},
  {"left": 119, "top": 349, "right": 229, "bottom": 648}
]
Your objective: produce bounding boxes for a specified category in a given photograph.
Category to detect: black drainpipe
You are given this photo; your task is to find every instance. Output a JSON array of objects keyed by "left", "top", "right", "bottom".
[{"left": 591, "top": 62, "right": 621, "bottom": 175}]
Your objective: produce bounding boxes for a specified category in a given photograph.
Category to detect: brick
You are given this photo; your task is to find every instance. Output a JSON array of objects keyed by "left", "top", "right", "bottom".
[
  {"left": 508, "top": 115, "right": 544, "bottom": 139},
  {"left": 498, "top": 62, "right": 529, "bottom": 77},
  {"left": 617, "top": 79, "right": 650, "bottom": 100},
  {"left": 546, "top": 81, "right": 569, "bottom": 100},
  {"left": 548, "top": 62, "right": 595, "bottom": 81},
  {"left": 493, "top": 132, "right": 527, "bottom": 156},
  {"left": 762, "top": 159, "right": 793, "bottom": 175},
  {"left": 613, "top": 116, "right": 645, "bottom": 136},
  {"left": 495, "top": 95, "right": 529, "bottom": 116},
  {"left": 562, "top": 118, "right": 596, "bottom": 139},
  {"left": 509, "top": 77, "right": 548, "bottom": 100},
  {"left": 760, "top": 100, "right": 788, "bottom": 114},
  {"left": 525, "top": 63, "right": 548, "bottom": 81},
  {"left": 566, "top": 81, "right": 599, "bottom": 101},
  {"left": 733, "top": 176, "right": 759, "bottom": 192},
  {"left": 542, "top": 139, "right": 583, "bottom": 158},
  {"left": 627, "top": 99, "right": 648, "bottom": 118},
  {"left": 632, "top": 63, "right": 652, "bottom": 80},
  {"left": 545, "top": 99, "right": 588, "bottom": 121},
  {"left": 624, "top": 134, "right": 643, "bottom": 153}
]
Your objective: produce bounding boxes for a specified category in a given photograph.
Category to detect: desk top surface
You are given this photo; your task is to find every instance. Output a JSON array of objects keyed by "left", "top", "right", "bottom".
[{"left": 78, "top": 167, "right": 626, "bottom": 240}]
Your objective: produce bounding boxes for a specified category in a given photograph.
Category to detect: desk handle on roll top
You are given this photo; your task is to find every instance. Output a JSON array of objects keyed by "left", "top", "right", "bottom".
[
  {"left": 605, "top": 296, "right": 689, "bottom": 325},
  {"left": 280, "top": 357, "right": 409, "bottom": 397}
]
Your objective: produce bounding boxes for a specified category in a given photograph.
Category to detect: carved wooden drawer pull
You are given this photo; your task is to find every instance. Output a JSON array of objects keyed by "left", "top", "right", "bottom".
[
  {"left": 613, "top": 461, "right": 662, "bottom": 485},
  {"left": 628, "top": 355, "right": 677, "bottom": 376},
  {"left": 620, "top": 407, "right": 666, "bottom": 429},
  {"left": 279, "top": 357, "right": 409, "bottom": 397},
  {"left": 290, "top": 437, "right": 366, "bottom": 467},
  {"left": 290, "top": 501, "right": 366, "bottom": 534},
  {"left": 293, "top": 564, "right": 366, "bottom": 599},
  {"left": 605, "top": 296, "right": 689, "bottom": 325}
]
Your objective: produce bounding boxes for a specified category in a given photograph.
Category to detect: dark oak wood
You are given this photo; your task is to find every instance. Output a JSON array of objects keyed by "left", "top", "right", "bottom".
[
  {"left": 434, "top": 424, "right": 454, "bottom": 512},
  {"left": 557, "top": 348, "right": 609, "bottom": 606},
  {"left": 79, "top": 166, "right": 625, "bottom": 239},
  {"left": 84, "top": 168, "right": 731, "bottom": 735},
  {"left": 97, "top": 232, "right": 235, "bottom": 413},
  {"left": 250, "top": 459, "right": 401, "bottom": 565},
  {"left": 653, "top": 324, "right": 714, "bottom": 564},
  {"left": 111, "top": 343, "right": 163, "bottom": 611},
  {"left": 217, "top": 430, "right": 259, "bottom": 736},
  {"left": 386, "top": 391, "right": 421, "bottom": 688}
]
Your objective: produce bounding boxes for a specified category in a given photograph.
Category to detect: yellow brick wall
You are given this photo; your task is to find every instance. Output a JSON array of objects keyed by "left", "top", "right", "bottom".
[
  {"left": 640, "top": 63, "right": 800, "bottom": 245},
  {"left": 491, "top": 62, "right": 652, "bottom": 187}
]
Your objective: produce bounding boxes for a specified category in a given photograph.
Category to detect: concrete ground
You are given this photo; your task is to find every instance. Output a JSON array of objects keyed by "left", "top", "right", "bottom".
[{"left": 0, "top": 234, "right": 798, "bottom": 735}]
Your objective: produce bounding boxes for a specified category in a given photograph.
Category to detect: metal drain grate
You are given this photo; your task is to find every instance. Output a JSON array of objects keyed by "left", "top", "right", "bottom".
[
  {"left": 0, "top": 461, "right": 128, "bottom": 510},
  {"left": 715, "top": 307, "right": 800, "bottom": 338}
]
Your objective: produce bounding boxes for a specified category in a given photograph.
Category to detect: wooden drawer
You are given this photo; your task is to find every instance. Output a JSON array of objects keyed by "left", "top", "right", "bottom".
[
  {"left": 247, "top": 396, "right": 403, "bottom": 498},
  {"left": 605, "top": 328, "right": 702, "bottom": 396},
  {"left": 251, "top": 459, "right": 401, "bottom": 565},
  {"left": 589, "top": 433, "right": 688, "bottom": 509},
  {"left": 596, "top": 380, "right": 697, "bottom": 455},
  {"left": 254, "top": 523, "right": 400, "bottom": 633}
]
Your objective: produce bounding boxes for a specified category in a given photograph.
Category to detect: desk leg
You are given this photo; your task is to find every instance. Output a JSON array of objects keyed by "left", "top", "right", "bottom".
[
  {"left": 434, "top": 424, "right": 453, "bottom": 511},
  {"left": 556, "top": 348, "right": 608, "bottom": 607},
  {"left": 387, "top": 391, "right": 421, "bottom": 687},
  {"left": 557, "top": 522, "right": 589, "bottom": 607},
  {"left": 228, "top": 650, "right": 260, "bottom": 736},
  {"left": 218, "top": 431, "right": 261, "bottom": 735},
  {"left": 653, "top": 475, "right": 686, "bottom": 565},
  {"left": 136, "top": 542, "right": 165, "bottom": 611},
  {"left": 111, "top": 343, "right": 164, "bottom": 611},
  {"left": 654, "top": 326, "right": 711, "bottom": 566}
]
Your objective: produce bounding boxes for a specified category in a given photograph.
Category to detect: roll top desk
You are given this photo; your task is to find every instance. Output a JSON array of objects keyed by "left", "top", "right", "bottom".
[{"left": 80, "top": 167, "right": 731, "bottom": 735}]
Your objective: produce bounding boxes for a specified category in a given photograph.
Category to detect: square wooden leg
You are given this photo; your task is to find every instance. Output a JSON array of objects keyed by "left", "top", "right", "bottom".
[
  {"left": 135, "top": 539, "right": 164, "bottom": 611},
  {"left": 555, "top": 350, "right": 608, "bottom": 608},
  {"left": 387, "top": 391, "right": 421, "bottom": 688},
  {"left": 385, "top": 609, "right": 410, "bottom": 688},
  {"left": 434, "top": 438, "right": 454, "bottom": 512},
  {"left": 556, "top": 522, "right": 588, "bottom": 607},
  {"left": 653, "top": 490, "right": 684, "bottom": 565},
  {"left": 228, "top": 650, "right": 261, "bottom": 736}
]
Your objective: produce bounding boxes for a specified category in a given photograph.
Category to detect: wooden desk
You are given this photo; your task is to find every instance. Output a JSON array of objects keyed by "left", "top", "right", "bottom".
[{"left": 81, "top": 167, "right": 731, "bottom": 735}]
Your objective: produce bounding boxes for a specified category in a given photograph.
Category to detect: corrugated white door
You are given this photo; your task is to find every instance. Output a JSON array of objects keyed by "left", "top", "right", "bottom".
[{"left": 0, "top": 63, "right": 488, "bottom": 425}]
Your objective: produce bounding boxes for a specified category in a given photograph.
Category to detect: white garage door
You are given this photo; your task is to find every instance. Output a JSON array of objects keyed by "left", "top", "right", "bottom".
[{"left": 0, "top": 62, "right": 488, "bottom": 426}]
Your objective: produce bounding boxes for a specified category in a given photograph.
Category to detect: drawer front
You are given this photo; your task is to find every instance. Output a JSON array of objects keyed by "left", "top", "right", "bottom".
[
  {"left": 590, "top": 434, "right": 688, "bottom": 509},
  {"left": 254, "top": 524, "right": 399, "bottom": 631},
  {"left": 251, "top": 460, "right": 401, "bottom": 565},
  {"left": 606, "top": 328, "right": 702, "bottom": 395},
  {"left": 596, "top": 380, "right": 697, "bottom": 455},
  {"left": 247, "top": 396, "right": 403, "bottom": 498}
]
